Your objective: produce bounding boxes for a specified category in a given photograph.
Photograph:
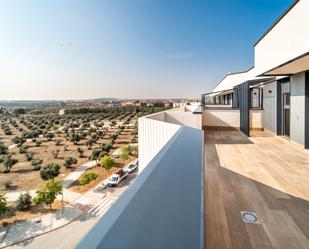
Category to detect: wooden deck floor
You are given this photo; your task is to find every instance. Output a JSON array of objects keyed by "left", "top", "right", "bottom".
[{"left": 204, "top": 129, "right": 309, "bottom": 249}]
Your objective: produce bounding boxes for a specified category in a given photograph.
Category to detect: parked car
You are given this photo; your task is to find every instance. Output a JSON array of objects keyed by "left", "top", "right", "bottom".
[
  {"left": 108, "top": 169, "right": 128, "bottom": 187},
  {"left": 124, "top": 162, "right": 138, "bottom": 174}
]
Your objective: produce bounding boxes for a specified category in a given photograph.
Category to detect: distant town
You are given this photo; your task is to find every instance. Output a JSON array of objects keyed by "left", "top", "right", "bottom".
[{"left": 0, "top": 98, "right": 200, "bottom": 114}]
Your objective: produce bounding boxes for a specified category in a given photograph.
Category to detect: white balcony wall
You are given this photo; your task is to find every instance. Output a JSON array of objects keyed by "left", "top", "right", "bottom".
[
  {"left": 138, "top": 116, "right": 181, "bottom": 172},
  {"left": 165, "top": 111, "right": 202, "bottom": 129},
  {"left": 255, "top": 0, "right": 309, "bottom": 75},
  {"left": 138, "top": 107, "right": 203, "bottom": 171},
  {"left": 202, "top": 109, "right": 240, "bottom": 128}
]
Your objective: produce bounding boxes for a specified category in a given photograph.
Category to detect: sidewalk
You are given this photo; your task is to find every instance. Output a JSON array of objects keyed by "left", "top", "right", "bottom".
[
  {"left": 62, "top": 160, "right": 97, "bottom": 189},
  {"left": 0, "top": 205, "right": 82, "bottom": 248}
]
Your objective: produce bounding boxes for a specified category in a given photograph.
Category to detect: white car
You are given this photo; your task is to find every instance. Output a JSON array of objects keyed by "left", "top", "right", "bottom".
[
  {"left": 108, "top": 169, "right": 128, "bottom": 187},
  {"left": 124, "top": 162, "right": 138, "bottom": 173}
]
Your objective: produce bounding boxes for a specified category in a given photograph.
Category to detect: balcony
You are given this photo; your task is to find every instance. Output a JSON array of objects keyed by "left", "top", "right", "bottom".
[
  {"left": 205, "top": 128, "right": 309, "bottom": 249},
  {"left": 76, "top": 107, "right": 204, "bottom": 249}
]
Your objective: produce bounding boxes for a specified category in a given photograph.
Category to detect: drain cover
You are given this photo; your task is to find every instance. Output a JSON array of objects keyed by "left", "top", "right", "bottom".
[{"left": 240, "top": 211, "right": 260, "bottom": 224}]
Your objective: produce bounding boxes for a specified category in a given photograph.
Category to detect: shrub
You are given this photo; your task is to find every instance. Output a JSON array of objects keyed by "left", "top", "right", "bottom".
[
  {"left": 16, "top": 192, "right": 32, "bottom": 211},
  {"left": 55, "top": 140, "right": 61, "bottom": 146},
  {"left": 35, "top": 141, "right": 42, "bottom": 147},
  {"left": 79, "top": 172, "right": 98, "bottom": 185}
]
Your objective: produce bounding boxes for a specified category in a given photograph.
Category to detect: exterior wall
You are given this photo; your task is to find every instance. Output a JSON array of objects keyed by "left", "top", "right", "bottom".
[
  {"left": 165, "top": 111, "right": 202, "bottom": 129},
  {"left": 263, "top": 81, "right": 277, "bottom": 133},
  {"left": 290, "top": 72, "right": 305, "bottom": 145},
  {"left": 138, "top": 116, "right": 180, "bottom": 171},
  {"left": 250, "top": 109, "right": 264, "bottom": 131},
  {"left": 202, "top": 109, "right": 240, "bottom": 128},
  {"left": 255, "top": 0, "right": 309, "bottom": 75}
]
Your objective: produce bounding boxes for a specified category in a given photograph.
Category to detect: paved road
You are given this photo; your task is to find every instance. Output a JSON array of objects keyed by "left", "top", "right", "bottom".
[{"left": 8, "top": 173, "right": 137, "bottom": 249}]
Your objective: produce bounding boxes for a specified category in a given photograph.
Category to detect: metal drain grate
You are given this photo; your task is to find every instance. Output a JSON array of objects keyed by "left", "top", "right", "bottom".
[{"left": 240, "top": 211, "right": 260, "bottom": 224}]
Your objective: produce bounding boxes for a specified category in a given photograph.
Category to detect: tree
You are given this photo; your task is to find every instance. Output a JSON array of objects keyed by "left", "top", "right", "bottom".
[
  {"left": 19, "top": 145, "right": 28, "bottom": 154},
  {"left": 0, "top": 144, "right": 8, "bottom": 155},
  {"left": 52, "top": 150, "right": 60, "bottom": 159},
  {"left": 63, "top": 145, "right": 68, "bottom": 151},
  {"left": 25, "top": 152, "right": 33, "bottom": 161},
  {"left": 2, "top": 154, "right": 18, "bottom": 173},
  {"left": 70, "top": 133, "right": 80, "bottom": 145},
  {"left": 16, "top": 192, "right": 32, "bottom": 211},
  {"left": 13, "top": 108, "right": 26, "bottom": 116},
  {"left": 44, "top": 132, "right": 54, "bottom": 141},
  {"left": 12, "top": 136, "right": 26, "bottom": 147},
  {"left": 39, "top": 163, "right": 60, "bottom": 180},
  {"left": 32, "top": 180, "right": 62, "bottom": 210},
  {"left": 85, "top": 139, "right": 94, "bottom": 149},
  {"left": 77, "top": 147, "right": 84, "bottom": 158},
  {"left": 63, "top": 157, "right": 77, "bottom": 168},
  {"left": 30, "top": 130, "right": 40, "bottom": 142},
  {"left": 131, "top": 145, "right": 138, "bottom": 156},
  {"left": 35, "top": 141, "right": 42, "bottom": 147},
  {"left": 0, "top": 192, "right": 7, "bottom": 215},
  {"left": 32, "top": 159, "right": 43, "bottom": 171},
  {"left": 100, "top": 155, "right": 114, "bottom": 172},
  {"left": 121, "top": 145, "right": 132, "bottom": 155},
  {"left": 120, "top": 151, "right": 129, "bottom": 164}
]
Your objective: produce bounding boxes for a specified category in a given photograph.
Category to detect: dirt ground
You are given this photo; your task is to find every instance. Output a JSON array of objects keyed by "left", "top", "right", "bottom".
[
  {"left": 0, "top": 200, "right": 69, "bottom": 228},
  {"left": 0, "top": 114, "right": 138, "bottom": 192}
]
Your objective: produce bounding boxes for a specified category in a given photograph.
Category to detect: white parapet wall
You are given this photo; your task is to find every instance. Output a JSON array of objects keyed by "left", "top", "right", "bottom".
[
  {"left": 138, "top": 107, "right": 202, "bottom": 171},
  {"left": 165, "top": 111, "right": 202, "bottom": 130},
  {"left": 138, "top": 116, "right": 180, "bottom": 171},
  {"left": 202, "top": 108, "right": 264, "bottom": 131},
  {"left": 202, "top": 109, "right": 240, "bottom": 128}
]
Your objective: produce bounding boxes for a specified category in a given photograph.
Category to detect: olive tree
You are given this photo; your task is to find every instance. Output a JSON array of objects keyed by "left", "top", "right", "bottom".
[
  {"left": 2, "top": 154, "right": 18, "bottom": 173},
  {"left": 39, "top": 163, "right": 60, "bottom": 180},
  {"left": 0, "top": 192, "right": 8, "bottom": 215},
  {"left": 63, "top": 157, "right": 77, "bottom": 168}
]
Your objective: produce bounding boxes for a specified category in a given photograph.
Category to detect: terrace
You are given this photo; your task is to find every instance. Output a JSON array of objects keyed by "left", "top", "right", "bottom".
[
  {"left": 205, "top": 128, "right": 309, "bottom": 249},
  {"left": 76, "top": 100, "right": 309, "bottom": 249}
]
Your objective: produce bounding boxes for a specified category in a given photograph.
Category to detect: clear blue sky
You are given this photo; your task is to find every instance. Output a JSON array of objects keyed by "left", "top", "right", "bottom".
[{"left": 0, "top": 0, "right": 292, "bottom": 100}]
